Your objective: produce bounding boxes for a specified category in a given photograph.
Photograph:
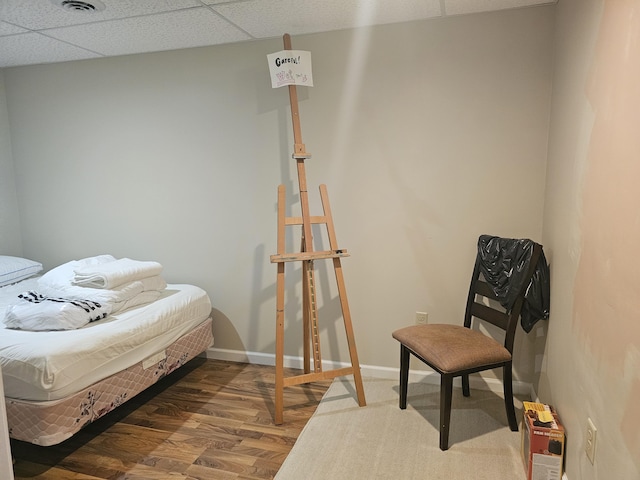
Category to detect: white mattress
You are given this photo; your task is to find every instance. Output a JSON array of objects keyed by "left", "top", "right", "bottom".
[{"left": 0, "top": 277, "right": 212, "bottom": 401}]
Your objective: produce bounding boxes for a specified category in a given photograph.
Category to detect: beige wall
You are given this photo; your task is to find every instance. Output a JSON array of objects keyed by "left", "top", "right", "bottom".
[
  {"left": 542, "top": 0, "right": 640, "bottom": 478},
  {"left": 0, "top": 72, "right": 22, "bottom": 255}
]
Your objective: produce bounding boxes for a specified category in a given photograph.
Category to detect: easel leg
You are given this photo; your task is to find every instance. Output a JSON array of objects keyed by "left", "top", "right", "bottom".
[
  {"left": 275, "top": 262, "right": 285, "bottom": 425},
  {"left": 274, "top": 186, "right": 286, "bottom": 425},
  {"left": 319, "top": 184, "right": 366, "bottom": 406},
  {"left": 333, "top": 258, "right": 366, "bottom": 406}
]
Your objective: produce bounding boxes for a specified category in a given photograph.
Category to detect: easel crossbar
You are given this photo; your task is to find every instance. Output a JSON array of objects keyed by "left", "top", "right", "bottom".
[
  {"left": 282, "top": 367, "right": 356, "bottom": 387},
  {"left": 285, "top": 215, "right": 329, "bottom": 225},
  {"left": 270, "top": 250, "right": 349, "bottom": 263}
]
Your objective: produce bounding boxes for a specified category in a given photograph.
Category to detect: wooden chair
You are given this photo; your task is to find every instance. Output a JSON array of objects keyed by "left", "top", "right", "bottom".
[{"left": 392, "top": 237, "right": 543, "bottom": 450}]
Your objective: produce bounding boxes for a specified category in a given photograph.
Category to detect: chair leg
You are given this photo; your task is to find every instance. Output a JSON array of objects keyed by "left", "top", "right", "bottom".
[
  {"left": 503, "top": 363, "right": 518, "bottom": 431},
  {"left": 462, "top": 374, "right": 470, "bottom": 397},
  {"left": 440, "top": 375, "right": 453, "bottom": 450},
  {"left": 399, "top": 345, "right": 410, "bottom": 409}
]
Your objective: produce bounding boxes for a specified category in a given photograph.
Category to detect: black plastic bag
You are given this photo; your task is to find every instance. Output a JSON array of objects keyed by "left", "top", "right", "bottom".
[{"left": 477, "top": 235, "right": 550, "bottom": 333}]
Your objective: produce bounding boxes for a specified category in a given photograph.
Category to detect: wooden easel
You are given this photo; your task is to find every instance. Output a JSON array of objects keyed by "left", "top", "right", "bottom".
[{"left": 270, "top": 34, "right": 366, "bottom": 425}]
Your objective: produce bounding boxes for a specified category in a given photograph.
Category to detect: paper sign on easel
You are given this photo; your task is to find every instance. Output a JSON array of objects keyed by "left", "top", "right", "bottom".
[{"left": 267, "top": 50, "right": 313, "bottom": 88}]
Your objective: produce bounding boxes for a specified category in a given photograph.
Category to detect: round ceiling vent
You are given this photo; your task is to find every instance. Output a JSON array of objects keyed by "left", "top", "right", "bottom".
[{"left": 51, "top": 0, "right": 106, "bottom": 13}]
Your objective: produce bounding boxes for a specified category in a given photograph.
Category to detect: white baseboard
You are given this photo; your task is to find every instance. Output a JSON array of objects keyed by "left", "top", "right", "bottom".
[{"left": 205, "top": 347, "right": 532, "bottom": 395}]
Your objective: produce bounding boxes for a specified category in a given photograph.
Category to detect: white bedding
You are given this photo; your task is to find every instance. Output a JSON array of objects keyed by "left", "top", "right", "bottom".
[{"left": 0, "top": 277, "right": 212, "bottom": 401}]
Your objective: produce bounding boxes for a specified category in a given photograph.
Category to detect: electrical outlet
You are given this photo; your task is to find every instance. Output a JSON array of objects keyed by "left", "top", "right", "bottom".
[
  {"left": 586, "top": 417, "right": 597, "bottom": 464},
  {"left": 415, "top": 312, "right": 428, "bottom": 325}
]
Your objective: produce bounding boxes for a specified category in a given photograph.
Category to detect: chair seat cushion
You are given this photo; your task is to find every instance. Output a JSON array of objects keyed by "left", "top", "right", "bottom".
[{"left": 392, "top": 324, "right": 511, "bottom": 374}]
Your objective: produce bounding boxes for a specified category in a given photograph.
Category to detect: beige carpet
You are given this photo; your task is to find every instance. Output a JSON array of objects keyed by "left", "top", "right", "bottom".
[{"left": 276, "top": 376, "right": 528, "bottom": 480}]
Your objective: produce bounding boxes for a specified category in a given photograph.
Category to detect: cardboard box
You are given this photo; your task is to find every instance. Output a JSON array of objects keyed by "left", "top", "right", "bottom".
[{"left": 521, "top": 402, "right": 565, "bottom": 480}]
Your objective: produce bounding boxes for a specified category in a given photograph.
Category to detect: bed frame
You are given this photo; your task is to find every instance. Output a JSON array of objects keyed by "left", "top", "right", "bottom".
[{"left": 5, "top": 317, "right": 213, "bottom": 446}]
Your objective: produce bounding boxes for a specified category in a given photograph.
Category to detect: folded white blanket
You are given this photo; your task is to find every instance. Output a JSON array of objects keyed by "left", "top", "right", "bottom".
[
  {"left": 73, "top": 257, "right": 163, "bottom": 289},
  {"left": 3, "top": 255, "right": 168, "bottom": 331},
  {"left": 4, "top": 291, "right": 112, "bottom": 331},
  {"left": 39, "top": 256, "right": 166, "bottom": 305},
  {"left": 38, "top": 275, "right": 167, "bottom": 306},
  {"left": 40, "top": 255, "right": 115, "bottom": 291}
]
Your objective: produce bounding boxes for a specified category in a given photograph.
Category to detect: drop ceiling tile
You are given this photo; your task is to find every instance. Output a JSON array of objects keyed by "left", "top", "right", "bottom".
[
  {"left": 0, "top": 32, "right": 100, "bottom": 67},
  {"left": 209, "top": 0, "right": 443, "bottom": 38},
  {"left": 0, "top": 21, "right": 28, "bottom": 36},
  {"left": 0, "top": 0, "right": 202, "bottom": 30},
  {"left": 0, "top": 0, "right": 556, "bottom": 68},
  {"left": 44, "top": 7, "right": 252, "bottom": 57},
  {"left": 444, "top": 0, "right": 555, "bottom": 16}
]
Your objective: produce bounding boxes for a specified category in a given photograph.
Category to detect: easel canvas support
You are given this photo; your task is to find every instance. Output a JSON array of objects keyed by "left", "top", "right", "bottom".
[{"left": 270, "top": 34, "right": 366, "bottom": 425}]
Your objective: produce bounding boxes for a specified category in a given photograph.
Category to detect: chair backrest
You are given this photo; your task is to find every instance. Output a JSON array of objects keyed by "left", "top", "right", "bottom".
[{"left": 462, "top": 240, "right": 543, "bottom": 354}]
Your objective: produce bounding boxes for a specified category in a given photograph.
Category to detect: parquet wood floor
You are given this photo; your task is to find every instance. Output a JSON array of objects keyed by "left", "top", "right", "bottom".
[{"left": 10, "top": 359, "right": 331, "bottom": 480}]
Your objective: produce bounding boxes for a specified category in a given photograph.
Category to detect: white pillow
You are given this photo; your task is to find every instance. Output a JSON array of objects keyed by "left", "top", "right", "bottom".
[{"left": 0, "top": 256, "right": 43, "bottom": 287}]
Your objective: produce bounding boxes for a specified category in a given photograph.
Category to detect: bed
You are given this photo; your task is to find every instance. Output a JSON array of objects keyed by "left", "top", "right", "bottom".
[{"left": 0, "top": 255, "right": 213, "bottom": 446}]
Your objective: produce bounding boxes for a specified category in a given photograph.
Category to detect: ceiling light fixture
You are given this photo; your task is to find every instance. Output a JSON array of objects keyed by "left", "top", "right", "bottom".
[{"left": 51, "top": 0, "right": 106, "bottom": 13}]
